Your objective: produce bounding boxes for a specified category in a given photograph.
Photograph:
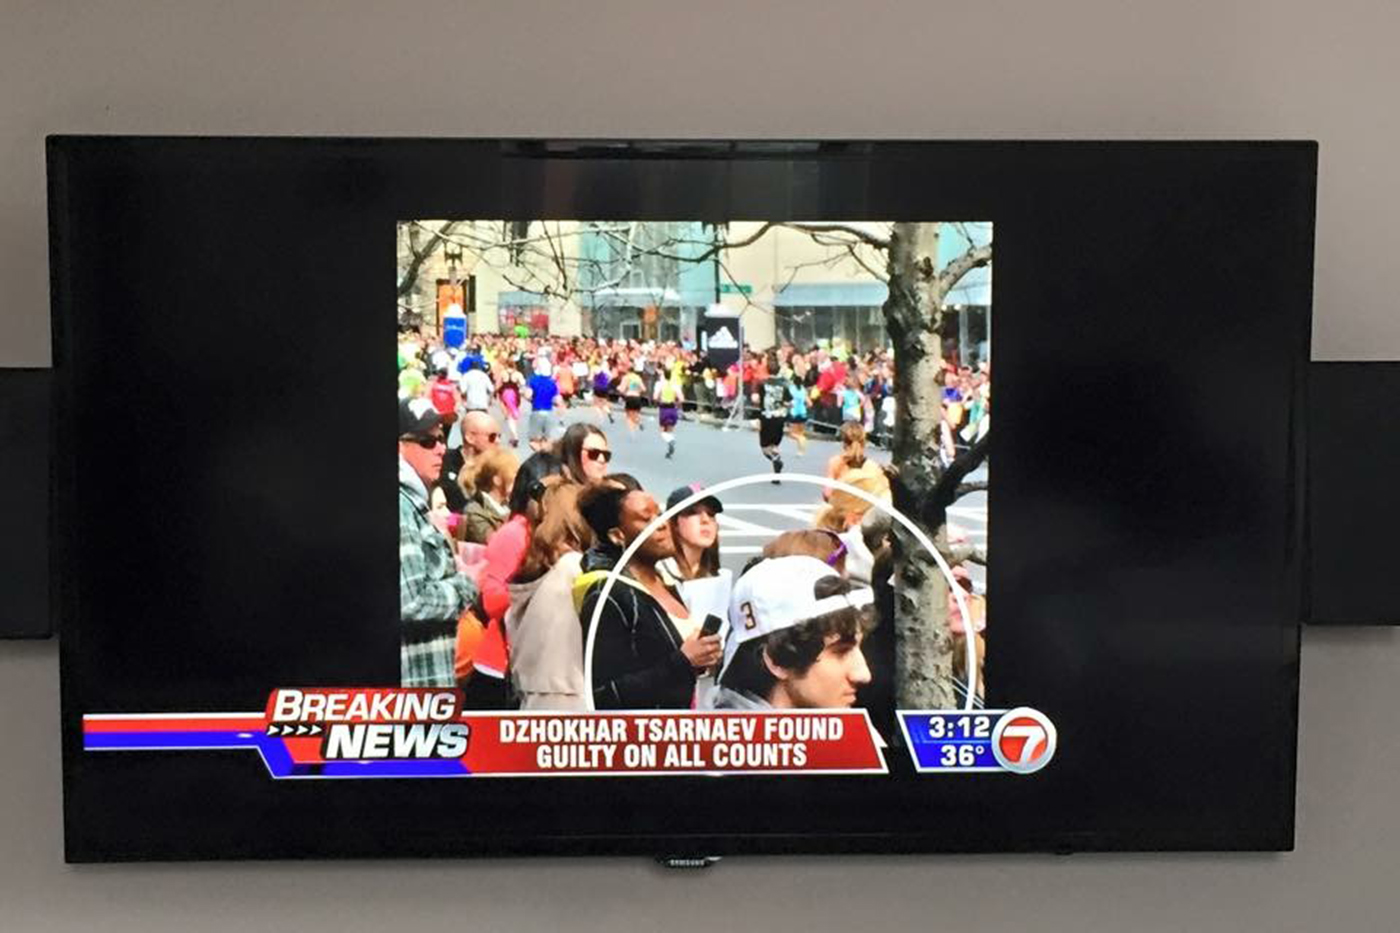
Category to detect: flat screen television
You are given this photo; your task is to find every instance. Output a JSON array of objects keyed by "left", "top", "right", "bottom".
[{"left": 48, "top": 138, "right": 1315, "bottom": 861}]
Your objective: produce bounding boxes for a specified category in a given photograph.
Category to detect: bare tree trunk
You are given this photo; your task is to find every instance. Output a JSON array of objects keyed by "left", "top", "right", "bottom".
[
  {"left": 398, "top": 221, "right": 460, "bottom": 301},
  {"left": 885, "top": 222, "right": 955, "bottom": 710}
]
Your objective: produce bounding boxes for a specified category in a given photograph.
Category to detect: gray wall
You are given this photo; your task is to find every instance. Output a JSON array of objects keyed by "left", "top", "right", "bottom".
[{"left": 3, "top": 2, "right": 1397, "bottom": 929}]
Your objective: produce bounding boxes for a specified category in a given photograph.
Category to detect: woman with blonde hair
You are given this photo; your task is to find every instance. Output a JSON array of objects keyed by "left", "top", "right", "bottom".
[
  {"left": 458, "top": 447, "right": 519, "bottom": 545},
  {"left": 817, "top": 421, "right": 891, "bottom": 532},
  {"left": 504, "top": 481, "right": 595, "bottom": 710}
]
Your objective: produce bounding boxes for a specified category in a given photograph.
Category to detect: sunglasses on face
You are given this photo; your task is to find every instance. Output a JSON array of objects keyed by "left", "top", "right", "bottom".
[
  {"left": 403, "top": 434, "right": 446, "bottom": 449},
  {"left": 583, "top": 448, "right": 613, "bottom": 463}
]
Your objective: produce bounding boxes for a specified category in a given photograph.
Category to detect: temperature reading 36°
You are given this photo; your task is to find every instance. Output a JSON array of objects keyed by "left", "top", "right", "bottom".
[{"left": 940, "top": 744, "right": 983, "bottom": 767}]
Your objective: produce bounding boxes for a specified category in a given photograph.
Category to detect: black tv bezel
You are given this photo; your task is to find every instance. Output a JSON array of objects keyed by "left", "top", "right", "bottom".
[{"left": 48, "top": 137, "right": 1314, "bottom": 861}]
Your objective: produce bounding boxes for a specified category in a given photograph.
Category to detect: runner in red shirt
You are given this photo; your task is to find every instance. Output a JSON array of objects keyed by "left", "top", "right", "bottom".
[{"left": 429, "top": 368, "right": 461, "bottom": 417}]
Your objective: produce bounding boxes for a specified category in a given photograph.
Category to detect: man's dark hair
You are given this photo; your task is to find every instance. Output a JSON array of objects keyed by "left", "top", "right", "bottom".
[
  {"left": 738, "top": 555, "right": 766, "bottom": 578},
  {"left": 719, "top": 576, "right": 876, "bottom": 699},
  {"left": 577, "top": 483, "right": 630, "bottom": 544},
  {"left": 508, "top": 451, "right": 565, "bottom": 516},
  {"left": 602, "top": 472, "right": 642, "bottom": 492}
]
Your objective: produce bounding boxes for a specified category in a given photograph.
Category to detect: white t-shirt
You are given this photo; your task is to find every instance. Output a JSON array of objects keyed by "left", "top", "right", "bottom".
[
  {"left": 461, "top": 368, "right": 494, "bottom": 410},
  {"left": 668, "top": 610, "right": 700, "bottom": 642}
]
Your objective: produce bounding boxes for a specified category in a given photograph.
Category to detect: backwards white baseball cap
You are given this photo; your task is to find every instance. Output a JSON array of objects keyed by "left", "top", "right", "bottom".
[{"left": 727, "top": 556, "right": 875, "bottom": 647}]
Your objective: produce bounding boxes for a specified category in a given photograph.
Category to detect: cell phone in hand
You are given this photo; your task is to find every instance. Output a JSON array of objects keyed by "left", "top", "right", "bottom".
[{"left": 700, "top": 613, "right": 724, "bottom": 638}]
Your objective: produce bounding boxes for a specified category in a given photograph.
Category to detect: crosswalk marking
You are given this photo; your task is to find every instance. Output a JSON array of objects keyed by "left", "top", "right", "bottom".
[
  {"left": 712, "top": 504, "right": 988, "bottom": 541},
  {"left": 723, "top": 503, "right": 821, "bottom": 514},
  {"left": 708, "top": 502, "right": 988, "bottom": 580},
  {"left": 761, "top": 504, "right": 827, "bottom": 522},
  {"left": 714, "top": 512, "right": 784, "bottom": 537}
]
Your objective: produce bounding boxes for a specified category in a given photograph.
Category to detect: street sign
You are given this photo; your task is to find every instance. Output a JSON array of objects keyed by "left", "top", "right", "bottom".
[{"left": 719, "top": 283, "right": 753, "bottom": 296}]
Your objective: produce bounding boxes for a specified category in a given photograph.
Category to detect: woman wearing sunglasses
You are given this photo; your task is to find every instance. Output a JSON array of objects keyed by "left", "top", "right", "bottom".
[{"left": 556, "top": 422, "right": 613, "bottom": 485}]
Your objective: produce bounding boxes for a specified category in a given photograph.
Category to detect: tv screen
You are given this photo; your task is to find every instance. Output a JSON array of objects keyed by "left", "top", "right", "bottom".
[{"left": 49, "top": 138, "right": 1314, "bottom": 860}]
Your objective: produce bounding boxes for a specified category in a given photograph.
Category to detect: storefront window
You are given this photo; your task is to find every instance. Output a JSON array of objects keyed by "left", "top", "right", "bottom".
[
  {"left": 777, "top": 306, "right": 889, "bottom": 353},
  {"left": 499, "top": 306, "right": 550, "bottom": 337},
  {"left": 940, "top": 306, "right": 990, "bottom": 367}
]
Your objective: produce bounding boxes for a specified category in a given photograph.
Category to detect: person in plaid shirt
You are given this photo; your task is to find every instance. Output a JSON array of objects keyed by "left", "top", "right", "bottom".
[{"left": 399, "top": 397, "right": 478, "bottom": 687}]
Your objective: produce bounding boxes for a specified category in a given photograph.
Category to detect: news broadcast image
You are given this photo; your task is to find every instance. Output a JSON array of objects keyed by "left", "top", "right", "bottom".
[
  {"left": 388, "top": 219, "right": 1042, "bottom": 776},
  {"left": 84, "top": 219, "right": 1057, "bottom": 780}
]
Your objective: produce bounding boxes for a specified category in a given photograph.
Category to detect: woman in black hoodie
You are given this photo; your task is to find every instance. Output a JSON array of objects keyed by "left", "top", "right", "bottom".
[{"left": 574, "top": 481, "right": 723, "bottom": 709}]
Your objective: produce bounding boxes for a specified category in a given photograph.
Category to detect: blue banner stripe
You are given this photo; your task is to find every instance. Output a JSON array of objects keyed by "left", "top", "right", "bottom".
[
  {"left": 85, "top": 730, "right": 260, "bottom": 750},
  {"left": 84, "top": 730, "right": 472, "bottom": 779},
  {"left": 319, "top": 760, "right": 469, "bottom": 777}
]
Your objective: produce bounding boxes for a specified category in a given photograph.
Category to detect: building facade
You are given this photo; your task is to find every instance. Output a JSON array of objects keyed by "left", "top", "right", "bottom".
[{"left": 398, "top": 219, "right": 989, "bottom": 361}]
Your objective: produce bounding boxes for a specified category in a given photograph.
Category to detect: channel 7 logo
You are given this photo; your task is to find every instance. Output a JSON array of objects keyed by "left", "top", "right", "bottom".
[{"left": 991, "top": 707, "right": 1057, "bottom": 774}]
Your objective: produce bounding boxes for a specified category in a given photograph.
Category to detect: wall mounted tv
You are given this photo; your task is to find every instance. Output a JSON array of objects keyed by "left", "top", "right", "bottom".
[{"left": 47, "top": 138, "right": 1314, "bottom": 861}]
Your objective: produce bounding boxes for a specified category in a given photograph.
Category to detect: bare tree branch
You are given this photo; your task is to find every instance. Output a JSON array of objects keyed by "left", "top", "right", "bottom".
[
  {"left": 954, "top": 480, "right": 988, "bottom": 498},
  {"left": 773, "top": 252, "right": 854, "bottom": 297},
  {"left": 597, "top": 221, "right": 777, "bottom": 265},
  {"left": 941, "top": 542, "right": 987, "bottom": 566},
  {"left": 778, "top": 222, "right": 890, "bottom": 249},
  {"left": 541, "top": 222, "right": 569, "bottom": 293},
  {"left": 397, "top": 221, "right": 460, "bottom": 299},
  {"left": 924, "top": 430, "right": 991, "bottom": 527},
  {"left": 845, "top": 243, "right": 889, "bottom": 283},
  {"left": 717, "top": 256, "right": 777, "bottom": 318},
  {"left": 409, "top": 219, "right": 615, "bottom": 256},
  {"left": 938, "top": 244, "right": 993, "bottom": 298},
  {"left": 572, "top": 222, "right": 637, "bottom": 297}
]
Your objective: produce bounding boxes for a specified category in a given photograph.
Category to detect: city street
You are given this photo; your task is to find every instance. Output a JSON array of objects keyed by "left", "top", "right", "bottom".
[{"left": 523, "top": 403, "right": 989, "bottom": 589}]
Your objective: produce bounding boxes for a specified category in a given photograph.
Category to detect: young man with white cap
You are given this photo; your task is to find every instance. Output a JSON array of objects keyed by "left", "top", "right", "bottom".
[{"left": 710, "top": 555, "right": 875, "bottom": 710}]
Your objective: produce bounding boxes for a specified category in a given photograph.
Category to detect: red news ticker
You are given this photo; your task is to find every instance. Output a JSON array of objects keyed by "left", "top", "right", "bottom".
[
  {"left": 260, "top": 689, "right": 886, "bottom": 775},
  {"left": 461, "top": 711, "right": 887, "bottom": 774}
]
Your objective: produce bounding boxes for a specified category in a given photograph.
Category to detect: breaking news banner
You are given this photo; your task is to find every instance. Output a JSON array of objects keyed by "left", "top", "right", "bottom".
[
  {"left": 82, "top": 688, "right": 888, "bottom": 779},
  {"left": 897, "top": 707, "right": 1058, "bottom": 774}
]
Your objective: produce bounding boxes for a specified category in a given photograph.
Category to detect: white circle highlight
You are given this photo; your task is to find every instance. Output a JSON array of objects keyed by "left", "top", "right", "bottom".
[{"left": 581, "top": 472, "right": 980, "bottom": 712}]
